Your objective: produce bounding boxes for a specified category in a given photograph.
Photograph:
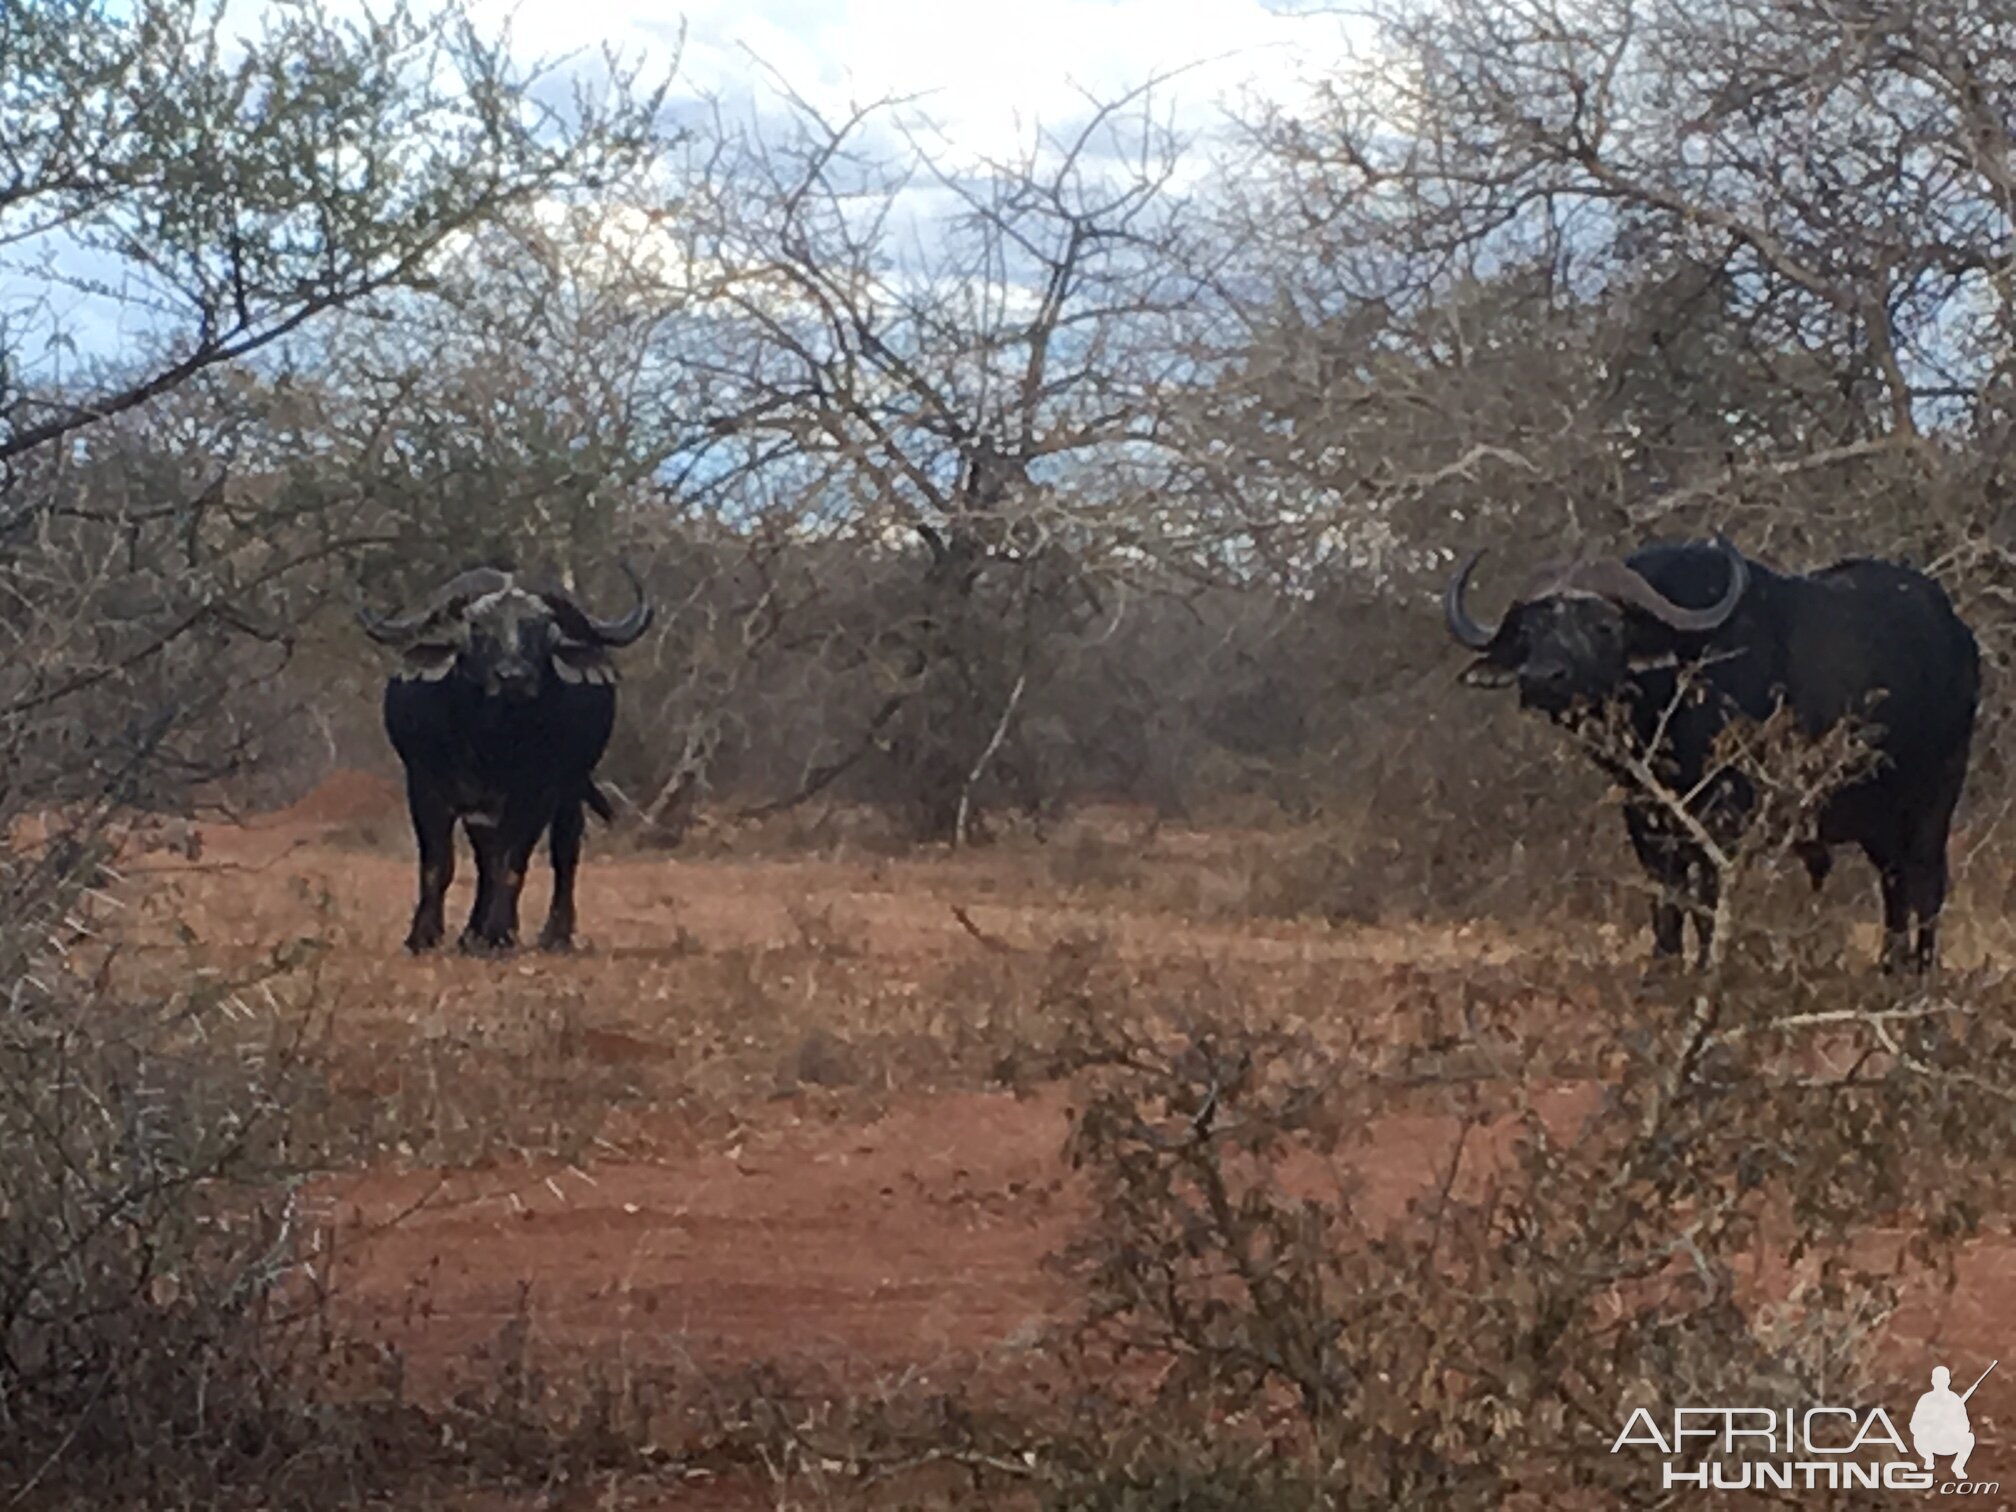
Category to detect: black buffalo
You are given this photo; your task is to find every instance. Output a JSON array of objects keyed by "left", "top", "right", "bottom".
[
  {"left": 361, "top": 564, "right": 653, "bottom": 954},
  {"left": 1444, "top": 536, "right": 1979, "bottom": 970}
]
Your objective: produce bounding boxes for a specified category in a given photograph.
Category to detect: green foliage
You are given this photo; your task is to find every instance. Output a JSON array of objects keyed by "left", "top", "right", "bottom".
[{"left": 0, "top": 0, "right": 668, "bottom": 470}]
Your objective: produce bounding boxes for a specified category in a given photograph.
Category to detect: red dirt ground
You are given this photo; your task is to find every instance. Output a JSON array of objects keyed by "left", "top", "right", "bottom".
[
  {"left": 98, "top": 770, "right": 2016, "bottom": 1501},
  {"left": 324, "top": 1086, "right": 1076, "bottom": 1399},
  {"left": 266, "top": 767, "right": 405, "bottom": 829}
]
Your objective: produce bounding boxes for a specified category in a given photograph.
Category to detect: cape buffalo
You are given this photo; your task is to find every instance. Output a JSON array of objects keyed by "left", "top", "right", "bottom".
[
  {"left": 361, "top": 564, "right": 652, "bottom": 954},
  {"left": 1444, "top": 535, "right": 1979, "bottom": 971}
]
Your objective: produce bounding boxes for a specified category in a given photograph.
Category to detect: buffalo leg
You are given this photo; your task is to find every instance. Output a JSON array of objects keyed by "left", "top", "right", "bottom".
[
  {"left": 462, "top": 810, "right": 545, "bottom": 953},
  {"left": 404, "top": 776, "right": 456, "bottom": 953},
  {"left": 1871, "top": 853, "right": 1913, "bottom": 975},
  {"left": 1649, "top": 897, "right": 1686, "bottom": 960},
  {"left": 1902, "top": 846, "right": 1949, "bottom": 974},
  {"left": 1904, "top": 768, "right": 1964, "bottom": 974},
  {"left": 459, "top": 823, "right": 501, "bottom": 952},
  {"left": 497, "top": 824, "right": 543, "bottom": 946},
  {"left": 1644, "top": 867, "right": 1721, "bottom": 967},
  {"left": 538, "top": 798, "right": 585, "bottom": 953},
  {"left": 1794, "top": 841, "right": 1833, "bottom": 893},
  {"left": 1627, "top": 806, "right": 1696, "bottom": 963},
  {"left": 459, "top": 821, "right": 528, "bottom": 954}
]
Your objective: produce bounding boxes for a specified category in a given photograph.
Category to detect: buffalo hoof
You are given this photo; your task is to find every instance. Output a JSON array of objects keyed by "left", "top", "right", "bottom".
[
  {"left": 536, "top": 928, "right": 576, "bottom": 955},
  {"left": 1637, "top": 955, "right": 1687, "bottom": 990},
  {"left": 405, "top": 921, "right": 444, "bottom": 954},
  {"left": 457, "top": 928, "right": 517, "bottom": 957}
]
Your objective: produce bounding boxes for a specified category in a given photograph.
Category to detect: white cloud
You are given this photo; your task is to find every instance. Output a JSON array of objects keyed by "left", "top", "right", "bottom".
[
  {"left": 206, "top": 0, "right": 1360, "bottom": 187},
  {"left": 16, "top": 0, "right": 1360, "bottom": 376},
  {"left": 445, "top": 1, "right": 1363, "bottom": 319},
  {"left": 452, "top": 0, "right": 1346, "bottom": 163}
]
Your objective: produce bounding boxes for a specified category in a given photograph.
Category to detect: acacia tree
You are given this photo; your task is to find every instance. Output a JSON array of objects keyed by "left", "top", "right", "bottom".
[
  {"left": 0, "top": 0, "right": 664, "bottom": 478},
  {"left": 262, "top": 206, "right": 808, "bottom": 833},
  {"left": 0, "top": 0, "right": 671, "bottom": 807},
  {"left": 307, "top": 206, "right": 690, "bottom": 568},
  {"left": 0, "top": 5, "right": 675, "bottom": 1489},
  {"left": 653, "top": 77, "right": 1222, "bottom": 839},
  {"left": 1249, "top": 0, "right": 2016, "bottom": 558}
]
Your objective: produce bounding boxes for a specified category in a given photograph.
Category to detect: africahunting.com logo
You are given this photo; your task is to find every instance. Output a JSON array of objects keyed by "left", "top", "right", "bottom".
[{"left": 1611, "top": 1361, "right": 1999, "bottom": 1494}]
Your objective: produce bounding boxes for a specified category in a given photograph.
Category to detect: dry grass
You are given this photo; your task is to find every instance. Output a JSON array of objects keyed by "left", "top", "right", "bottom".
[{"left": 17, "top": 770, "right": 2016, "bottom": 1507}]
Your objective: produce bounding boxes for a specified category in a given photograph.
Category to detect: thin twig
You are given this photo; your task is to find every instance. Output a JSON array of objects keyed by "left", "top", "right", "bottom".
[
  {"left": 950, "top": 905, "right": 1015, "bottom": 953},
  {"left": 953, "top": 672, "right": 1027, "bottom": 850}
]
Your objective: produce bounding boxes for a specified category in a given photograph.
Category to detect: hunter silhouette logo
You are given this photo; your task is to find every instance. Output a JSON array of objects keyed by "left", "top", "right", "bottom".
[
  {"left": 1912, "top": 1362, "right": 1995, "bottom": 1481},
  {"left": 1611, "top": 1359, "right": 2001, "bottom": 1494}
]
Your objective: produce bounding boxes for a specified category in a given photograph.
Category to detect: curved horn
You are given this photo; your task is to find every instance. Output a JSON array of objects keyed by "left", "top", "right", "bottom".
[
  {"left": 540, "top": 561, "right": 654, "bottom": 648},
  {"left": 1443, "top": 550, "right": 1497, "bottom": 650},
  {"left": 357, "top": 604, "right": 425, "bottom": 645},
  {"left": 356, "top": 567, "right": 513, "bottom": 645},
  {"left": 1566, "top": 535, "right": 1748, "bottom": 632}
]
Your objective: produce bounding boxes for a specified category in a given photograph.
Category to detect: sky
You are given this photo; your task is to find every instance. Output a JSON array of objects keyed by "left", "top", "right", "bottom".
[
  {"left": 450, "top": 0, "right": 1339, "bottom": 164},
  {"left": 8, "top": 0, "right": 1355, "bottom": 381}
]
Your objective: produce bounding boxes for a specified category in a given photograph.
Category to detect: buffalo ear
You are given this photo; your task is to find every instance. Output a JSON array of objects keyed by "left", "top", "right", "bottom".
[
  {"left": 1460, "top": 658, "right": 1518, "bottom": 689},
  {"left": 397, "top": 645, "right": 458, "bottom": 682},
  {"left": 552, "top": 642, "right": 617, "bottom": 685}
]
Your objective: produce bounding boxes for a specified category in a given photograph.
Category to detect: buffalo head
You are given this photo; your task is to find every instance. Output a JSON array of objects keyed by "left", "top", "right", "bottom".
[
  {"left": 1444, "top": 537, "right": 1747, "bottom": 716},
  {"left": 360, "top": 563, "right": 654, "bottom": 701}
]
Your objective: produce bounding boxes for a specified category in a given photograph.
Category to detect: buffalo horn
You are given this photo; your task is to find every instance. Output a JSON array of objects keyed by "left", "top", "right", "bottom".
[
  {"left": 1565, "top": 534, "right": 1747, "bottom": 632},
  {"left": 539, "top": 561, "right": 654, "bottom": 648},
  {"left": 1443, "top": 550, "right": 1497, "bottom": 650},
  {"left": 357, "top": 567, "right": 513, "bottom": 645}
]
